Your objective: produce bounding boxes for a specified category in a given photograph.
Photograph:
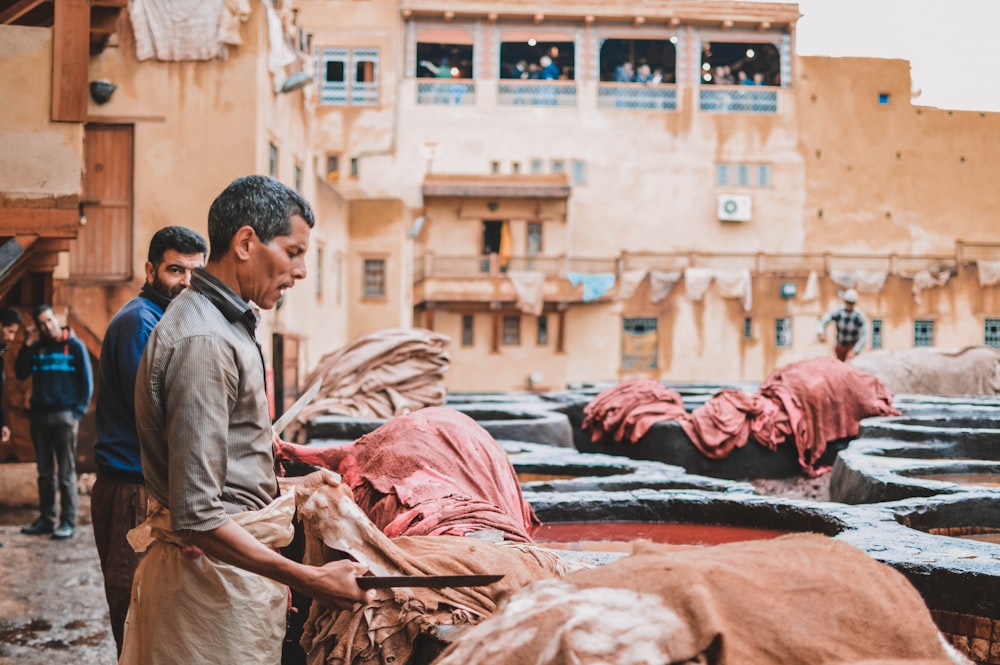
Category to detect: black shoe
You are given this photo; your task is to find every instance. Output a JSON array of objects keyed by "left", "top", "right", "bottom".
[
  {"left": 51, "top": 524, "right": 75, "bottom": 540},
  {"left": 20, "top": 518, "right": 54, "bottom": 536}
]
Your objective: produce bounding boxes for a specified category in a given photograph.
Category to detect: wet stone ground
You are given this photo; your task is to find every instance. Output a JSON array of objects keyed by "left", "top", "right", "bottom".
[{"left": 0, "top": 492, "right": 117, "bottom": 665}]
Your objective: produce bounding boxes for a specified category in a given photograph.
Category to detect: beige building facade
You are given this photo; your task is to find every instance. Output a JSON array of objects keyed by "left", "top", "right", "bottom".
[{"left": 2, "top": 0, "right": 1000, "bottom": 401}]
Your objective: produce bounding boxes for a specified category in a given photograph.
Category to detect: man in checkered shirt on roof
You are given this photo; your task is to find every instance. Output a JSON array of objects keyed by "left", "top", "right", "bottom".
[{"left": 816, "top": 288, "right": 868, "bottom": 362}]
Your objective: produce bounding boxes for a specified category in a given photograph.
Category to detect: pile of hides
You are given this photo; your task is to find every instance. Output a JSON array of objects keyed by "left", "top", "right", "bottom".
[
  {"left": 284, "top": 328, "right": 449, "bottom": 442},
  {"left": 582, "top": 378, "right": 687, "bottom": 444},
  {"left": 582, "top": 359, "right": 900, "bottom": 476},
  {"left": 295, "top": 481, "right": 580, "bottom": 665},
  {"left": 432, "top": 533, "right": 969, "bottom": 665},
  {"left": 850, "top": 346, "right": 1000, "bottom": 396},
  {"left": 277, "top": 407, "right": 539, "bottom": 542}
]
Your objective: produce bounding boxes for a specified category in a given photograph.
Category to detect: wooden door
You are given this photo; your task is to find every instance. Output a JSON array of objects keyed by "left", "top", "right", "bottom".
[{"left": 72, "top": 124, "right": 133, "bottom": 281}]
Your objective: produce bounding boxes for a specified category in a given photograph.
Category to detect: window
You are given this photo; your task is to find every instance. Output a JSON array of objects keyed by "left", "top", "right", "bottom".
[
  {"left": 914, "top": 320, "right": 934, "bottom": 347},
  {"left": 511, "top": 161, "right": 521, "bottom": 174},
  {"left": 294, "top": 164, "right": 302, "bottom": 193},
  {"left": 490, "top": 160, "right": 501, "bottom": 174},
  {"left": 622, "top": 317, "right": 658, "bottom": 370},
  {"left": 878, "top": 92, "right": 890, "bottom": 105},
  {"left": 268, "top": 142, "right": 278, "bottom": 178},
  {"left": 871, "top": 319, "right": 883, "bottom": 349},
  {"left": 326, "top": 154, "right": 340, "bottom": 182},
  {"left": 530, "top": 159, "right": 544, "bottom": 174},
  {"left": 571, "top": 159, "right": 587, "bottom": 185},
  {"left": 757, "top": 164, "right": 771, "bottom": 188},
  {"left": 462, "top": 315, "right": 474, "bottom": 347},
  {"left": 317, "top": 47, "right": 380, "bottom": 106},
  {"left": 363, "top": 258, "right": 385, "bottom": 298},
  {"left": 737, "top": 163, "right": 750, "bottom": 187},
  {"left": 526, "top": 222, "right": 543, "bottom": 256},
  {"left": 743, "top": 317, "right": 752, "bottom": 339},
  {"left": 775, "top": 317, "right": 792, "bottom": 347},
  {"left": 537, "top": 316, "right": 548, "bottom": 345},
  {"left": 416, "top": 42, "right": 474, "bottom": 79},
  {"left": 315, "top": 245, "right": 324, "bottom": 299},
  {"left": 716, "top": 163, "right": 730, "bottom": 187},
  {"left": 598, "top": 38, "right": 677, "bottom": 83},
  {"left": 715, "top": 162, "right": 771, "bottom": 188},
  {"left": 502, "top": 315, "right": 521, "bottom": 345},
  {"left": 985, "top": 319, "right": 1000, "bottom": 348},
  {"left": 551, "top": 159, "right": 565, "bottom": 174},
  {"left": 701, "top": 41, "right": 781, "bottom": 86},
  {"left": 499, "top": 40, "right": 575, "bottom": 80},
  {"left": 350, "top": 157, "right": 360, "bottom": 177}
]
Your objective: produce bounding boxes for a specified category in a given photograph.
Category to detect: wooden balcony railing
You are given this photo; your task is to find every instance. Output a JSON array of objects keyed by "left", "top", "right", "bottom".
[{"left": 416, "top": 250, "right": 969, "bottom": 283}]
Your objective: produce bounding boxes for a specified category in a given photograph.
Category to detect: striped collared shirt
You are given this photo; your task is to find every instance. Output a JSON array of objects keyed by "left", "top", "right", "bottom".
[{"left": 135, "top": 267, "right": 277, "bottom": 532}]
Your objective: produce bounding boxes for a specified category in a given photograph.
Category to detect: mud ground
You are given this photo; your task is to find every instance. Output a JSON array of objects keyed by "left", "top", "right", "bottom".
[
  {"left": 0, "top": 472, "right": 827, "bottom": 665},
  {"left": 0, "top": 491, "right": 117, "bottom": 665}
]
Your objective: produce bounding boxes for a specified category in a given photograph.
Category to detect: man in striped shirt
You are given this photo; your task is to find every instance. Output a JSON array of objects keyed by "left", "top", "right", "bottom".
[{"left": 816, "top": 288, "right": 869, "bottom": 361}]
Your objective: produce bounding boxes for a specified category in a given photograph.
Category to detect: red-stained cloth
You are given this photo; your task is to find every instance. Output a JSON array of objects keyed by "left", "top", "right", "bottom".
[
  {"left": 757, "top": 357, "right": 901, "bottom": 477},
  {"left": 679, "top": 389, "right": 773, "bottom": 459},
  {"left": 276, "top": 406, "right": 539, "bottom": 542},
  {"left": 582, "top": 378, "right": 687, "bottom": 444}
]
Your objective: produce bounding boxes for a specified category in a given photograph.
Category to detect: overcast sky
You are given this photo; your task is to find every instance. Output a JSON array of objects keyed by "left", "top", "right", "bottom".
[{"left": 779, "top": 0, "right": 997, "bottom": 112}]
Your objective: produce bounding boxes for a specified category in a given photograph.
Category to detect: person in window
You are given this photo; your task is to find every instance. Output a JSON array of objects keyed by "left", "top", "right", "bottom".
[
  {"left": 419, "top": 57, "right": 453, "bottom": 78},
  {"left": 614, "top": 61, "right": 634, "bottom": 82},
  {"left": 634, "top": 63, "right": 653, "bottom": 84},
  {"left": 512, "top": 59, "right": 530, "bottom": 79},
  {"left": 539, "top": 55, "right": 559, "bottom": 80},
  {"left": 816, "top": 288, "right": 869, "bottom": 361}
]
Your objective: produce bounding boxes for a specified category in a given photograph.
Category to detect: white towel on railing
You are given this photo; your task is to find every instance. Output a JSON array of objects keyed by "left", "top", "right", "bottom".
[
  {"left": 829, "top": 269, "right": 887, "bottom": 294},
  {"left": 713, "top": 269, "right": 753, "bottom": 312},
  {"left": 507, "top": 271, "right": 546, "bottom": 316},
  {"left": 978, "top": 260, "right": 1000, "bottom": 287},
  {"left": 829, "top": 269, "right": 856, "bottom": 289},
  {"left": 910, "top": 269, "right": 951, "bottom": 305},
  {"left": 683, "top": 268, "right": 715, "bottom": 302},
  {"left": 801, "top": 271, "right": 820, "bottom": 302},
  {"left": 616, "top": 270, "right": 648, "bottom": 301},
  {"left": 649, "top": 270, "right": 682, "bottom": 304}
]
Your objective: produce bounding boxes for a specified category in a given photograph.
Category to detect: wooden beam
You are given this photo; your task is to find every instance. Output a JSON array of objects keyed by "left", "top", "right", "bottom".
[
  {"left": 51, "top": 0, "right": 90, "bottom": 122},
  {"left": 2, "top": 208, "right": 80, "bottom": 236},
  {"left": 0, "top": 0, "right": 46, "bottom": 24}
]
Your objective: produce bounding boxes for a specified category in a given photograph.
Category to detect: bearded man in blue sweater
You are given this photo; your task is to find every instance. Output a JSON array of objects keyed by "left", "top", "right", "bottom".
[{"left": 91, "top": 225, "right": 207, "bottom": 655}]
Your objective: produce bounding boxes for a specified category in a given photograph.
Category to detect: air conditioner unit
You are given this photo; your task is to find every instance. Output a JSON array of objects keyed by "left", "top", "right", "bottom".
[{"left": 718, "top": 194, "right": 752, "bottom": 222}]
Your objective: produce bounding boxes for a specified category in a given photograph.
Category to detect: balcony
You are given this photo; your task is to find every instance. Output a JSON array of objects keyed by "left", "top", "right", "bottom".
[
  {"left": 413, "top": 249, "right": 964, "bottom": 307},
  {"left": 497, "top": 80, "right": 578, "bottom": 107},
  {"left": 417, "top": 79, "right": 476, "bottom": 106},
  {"left": 597, "top": 84, "right": 678, "bottom": 111},
  {"left": 699, "top": 86, "right": 779, "bottom": 114}
]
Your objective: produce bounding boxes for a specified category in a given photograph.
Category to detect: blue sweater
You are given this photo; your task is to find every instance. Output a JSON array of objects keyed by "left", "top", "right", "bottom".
[
  {"left": 15, "top": 328, "right": 93, "bottom": 420},
  {"left": 94, "top": 287, "right": 169, "bottom": 481}
]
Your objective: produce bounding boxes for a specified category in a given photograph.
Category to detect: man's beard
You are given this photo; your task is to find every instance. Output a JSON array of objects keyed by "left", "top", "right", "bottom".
[{"left": 151, "top": 276, "right": 183, "bottom": 300}]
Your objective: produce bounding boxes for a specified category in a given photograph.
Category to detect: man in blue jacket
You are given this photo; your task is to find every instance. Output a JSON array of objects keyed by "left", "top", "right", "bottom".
[
  {"left": 15, "top": 304, "right": 93, "bottom": 540},
  {"left": 91, "top": 225, "right": 206, "bottom": 654}
]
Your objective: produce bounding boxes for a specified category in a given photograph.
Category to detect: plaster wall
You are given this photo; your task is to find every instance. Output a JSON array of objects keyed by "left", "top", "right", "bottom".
[
  {"left": 797, "top": 57, "right": 1000, "bottom": 254},
  {"left": 0, "top": 26, "right": 83, "bottom": 201}
]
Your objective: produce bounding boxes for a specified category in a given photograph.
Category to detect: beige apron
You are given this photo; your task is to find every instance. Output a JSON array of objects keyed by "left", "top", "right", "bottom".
[{"left": 118, "top": 491, "right": 296, "bottom": 665}]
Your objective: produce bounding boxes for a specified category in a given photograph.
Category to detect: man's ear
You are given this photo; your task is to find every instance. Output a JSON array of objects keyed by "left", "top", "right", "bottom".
[
  {"left": 144, "top": 260, "right": 156, "bottom": 285},
  {"left": 232, "top": 226, "right": 256, "bottom": 261}
]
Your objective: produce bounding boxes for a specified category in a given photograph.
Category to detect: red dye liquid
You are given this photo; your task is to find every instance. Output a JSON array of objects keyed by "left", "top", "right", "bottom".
[{"left": 531, "top": 521, "right": 789, "bottom": 552}]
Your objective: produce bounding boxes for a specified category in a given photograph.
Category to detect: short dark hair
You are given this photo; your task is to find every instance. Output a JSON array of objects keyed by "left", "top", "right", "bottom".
[
  {"left": 32, "top": 304, "right": 54, "bottom": 325},
  {"left": 0, "top": 306, "right": 22, "bottom": 327},
  {"left": 206, "top": 175, "right": 315, "bottom": 262},
  {"left": 148, "top": 226, "right": 208, "bottom": 265}
]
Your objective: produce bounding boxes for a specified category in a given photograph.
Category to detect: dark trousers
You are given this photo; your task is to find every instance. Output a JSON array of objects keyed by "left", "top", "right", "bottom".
[
  {"left": 28, "top": 409, "right": 79, "bottom": 526},
  {"left": 91, "top": 474, "right": 147, "bottom": 655}
]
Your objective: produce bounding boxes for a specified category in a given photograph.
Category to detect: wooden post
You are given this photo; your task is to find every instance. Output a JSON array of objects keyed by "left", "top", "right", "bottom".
[
  {"left": 556, "top": 303, "right": 566, "bottom": 353},
  {"left": 52, "top": 0, "right": 91, "bottom": 123}
]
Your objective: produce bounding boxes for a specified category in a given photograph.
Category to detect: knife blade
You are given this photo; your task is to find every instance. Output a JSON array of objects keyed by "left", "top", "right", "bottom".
[
  {"left": 272, "top": 379, "right": 323, "bottom": 435},
  {"left": 356, "top": 574, "right": 504, "bottom": 590}
]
